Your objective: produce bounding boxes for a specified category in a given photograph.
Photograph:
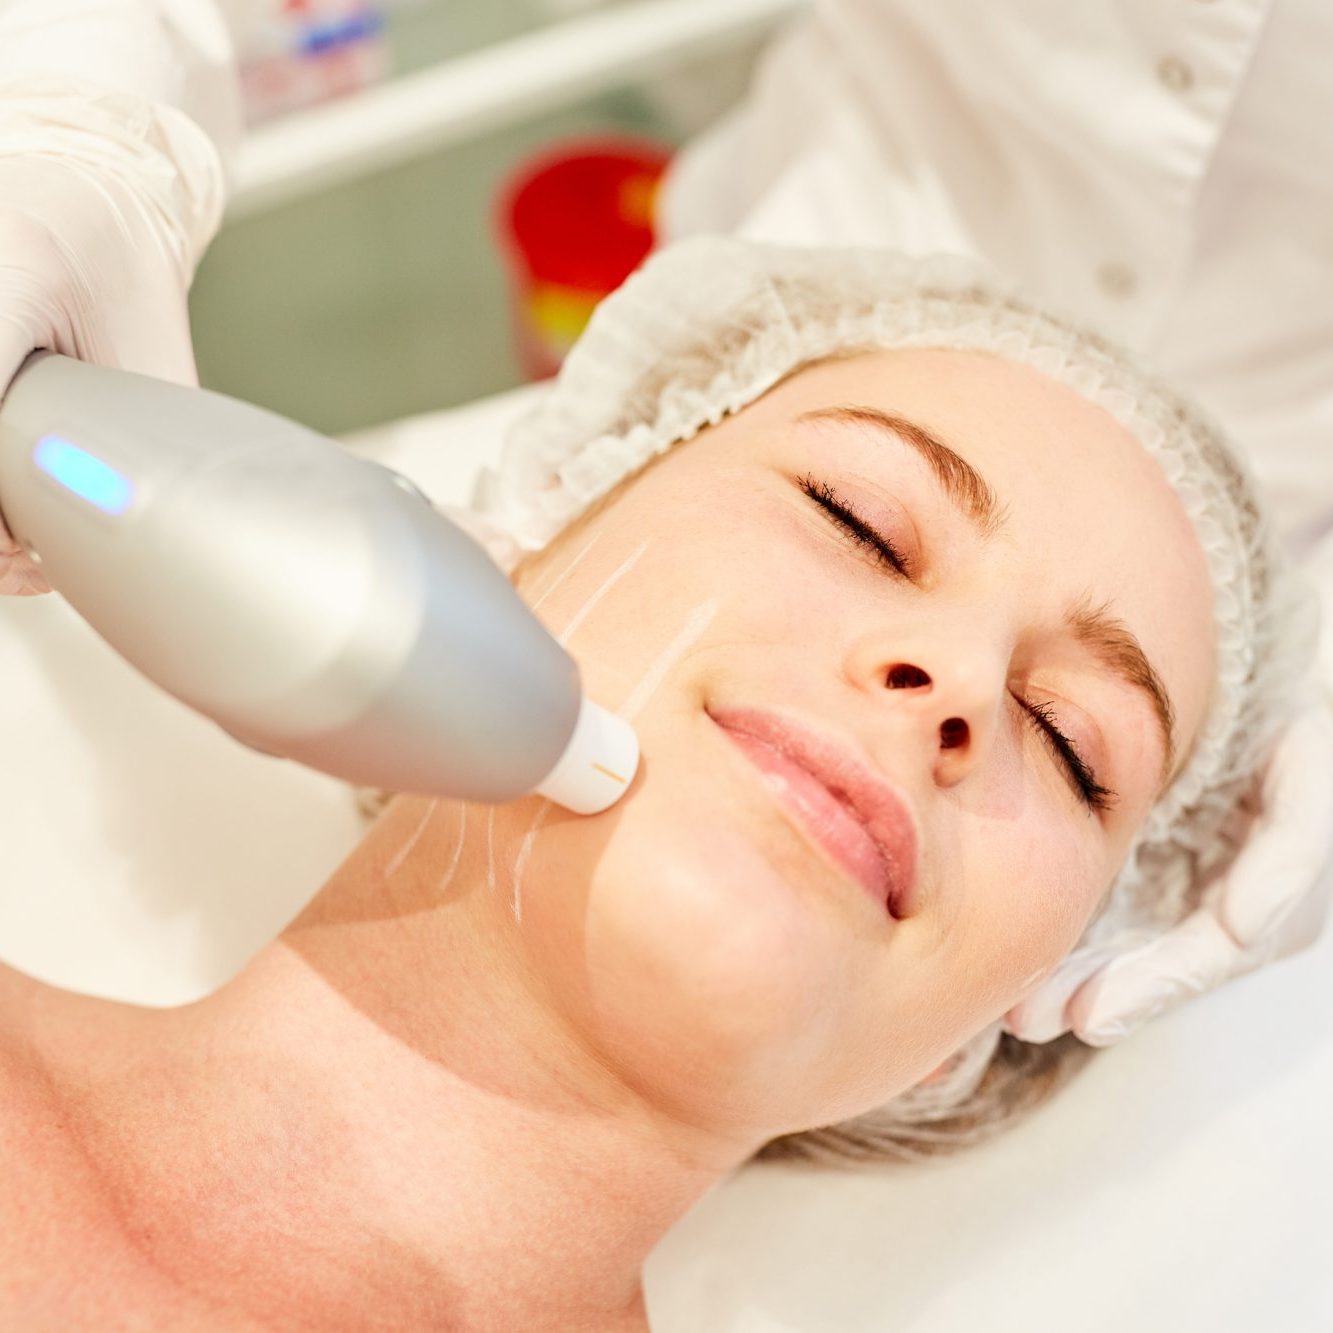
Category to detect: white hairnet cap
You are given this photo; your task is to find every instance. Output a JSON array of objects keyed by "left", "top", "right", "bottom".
[{"left": 469, "top": 236, "right": 1316, "bottom": 968}]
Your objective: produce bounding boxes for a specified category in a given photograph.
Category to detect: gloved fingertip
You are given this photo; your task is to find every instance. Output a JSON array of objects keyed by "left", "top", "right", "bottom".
[
  {"left": 1078, "top": 1018, "right": 1135, "bottom": 1047},
  {"left": 1075, "top": 974, "right": 1186, "bottom": 1045},
  {"left": 999, "top": 1000, "right": 1071, "bottom": 1044},
  {"left": 1002, "top": 947, "right": 1125, "bottom": 1044}
]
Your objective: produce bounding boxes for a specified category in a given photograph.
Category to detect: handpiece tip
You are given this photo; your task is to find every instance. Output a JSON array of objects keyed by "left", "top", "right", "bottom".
[{"left": 532, "top": 696, "right": 639, "bottom": 815}]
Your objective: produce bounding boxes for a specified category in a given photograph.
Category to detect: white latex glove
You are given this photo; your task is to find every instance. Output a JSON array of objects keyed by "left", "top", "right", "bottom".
[
  {"left": 1004, "top": 531, "right": 1333, "bottom": 1046},
  {"left": 0, "top": 78, "right": 225, "bottom": 596}
]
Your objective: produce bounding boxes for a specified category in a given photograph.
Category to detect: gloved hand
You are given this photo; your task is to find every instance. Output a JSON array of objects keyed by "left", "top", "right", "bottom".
[
  {"left": 0, "top": 157, "right": 201, "bottom": 596},
  {"left": 0, "top": 77, "right": 224, "bottom": 597},
  {"left": 1004, "top": 529, "right": 1333, "bottom": 1046}
]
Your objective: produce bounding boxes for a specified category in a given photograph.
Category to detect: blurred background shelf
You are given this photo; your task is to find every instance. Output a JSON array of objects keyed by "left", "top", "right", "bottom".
[
  {"left": 190, "top": 0, "right": 804, "bottom": 437},
  {"left": 229, "top": 0, "right": 804, "bottom": 220}
]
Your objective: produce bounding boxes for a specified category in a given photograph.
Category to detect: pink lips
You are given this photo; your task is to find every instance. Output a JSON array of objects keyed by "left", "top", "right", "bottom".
[{"left": 710, "top": 705, "right": 920, "bottom": 919}]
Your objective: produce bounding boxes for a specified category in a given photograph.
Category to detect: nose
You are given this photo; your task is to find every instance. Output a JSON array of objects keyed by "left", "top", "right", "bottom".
[{"left": 874, "top": 647, "right": 1004, "bottom": 788}]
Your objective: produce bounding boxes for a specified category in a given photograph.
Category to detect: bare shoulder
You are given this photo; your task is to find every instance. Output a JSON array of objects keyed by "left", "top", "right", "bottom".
[
  {"left": 0, "top": 969, "right": 143, "bottom": 1323},
  {"left": 0, "top": 967, "right": 260, "bottom": 1330}
]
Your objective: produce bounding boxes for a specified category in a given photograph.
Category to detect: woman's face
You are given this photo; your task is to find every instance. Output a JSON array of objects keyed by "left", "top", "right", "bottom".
[{"left": 503, "top": 347, "right": 1214, "bottom": 1146}]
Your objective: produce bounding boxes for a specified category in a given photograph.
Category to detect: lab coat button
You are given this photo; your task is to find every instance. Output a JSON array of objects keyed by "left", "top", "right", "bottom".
[
  {"left": 1097, "top": 261, "right": 1138, "bottom": 299},
  {"left": 1157, "top": 56, "right": 1195, "bottom": 93}
]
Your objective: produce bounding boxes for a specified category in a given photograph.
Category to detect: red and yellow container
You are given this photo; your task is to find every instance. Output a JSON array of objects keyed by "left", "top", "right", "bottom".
[{"left": 494, "top": 137, "right": 673, "bottom": 381}]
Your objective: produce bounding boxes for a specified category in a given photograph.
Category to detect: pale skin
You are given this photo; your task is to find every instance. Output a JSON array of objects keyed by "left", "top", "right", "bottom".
[{"left": 0, "top": 347, "right": 1215, "bottom": 1329}]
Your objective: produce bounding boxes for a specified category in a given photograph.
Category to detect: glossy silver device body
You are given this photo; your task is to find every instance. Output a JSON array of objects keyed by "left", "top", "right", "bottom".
[{"left": 0, "top": 353, "right": 636, "bottom": 812}]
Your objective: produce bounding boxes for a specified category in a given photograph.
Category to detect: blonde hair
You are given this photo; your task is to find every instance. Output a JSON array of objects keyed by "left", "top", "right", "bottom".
[{"left": 750, "top": 1028, "right": 1099, "bottom": 1168}]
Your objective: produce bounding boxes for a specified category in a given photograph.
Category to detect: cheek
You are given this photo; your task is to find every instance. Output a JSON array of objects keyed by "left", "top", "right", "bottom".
[
  {"left": 929, "top": 732, "right": 1102, "bottom": 971},
  {"left": 515, "top": 747, "right": 891, "bottom": 1130},
  {"left": 948, "top": 809, "right": 1102, "bottom": 1013},
  {"left": 580, "top": 792, "right": 856, "bottom": 1051}
]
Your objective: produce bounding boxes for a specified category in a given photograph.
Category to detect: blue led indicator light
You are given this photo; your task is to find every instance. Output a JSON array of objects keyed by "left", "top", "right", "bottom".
[{"left": 34, "top": 435, "right": 135, "bottom": 515}]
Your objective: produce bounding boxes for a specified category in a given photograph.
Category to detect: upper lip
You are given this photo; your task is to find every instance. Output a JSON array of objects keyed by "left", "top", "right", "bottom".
[{"left": 708, "top": 704, "right": 921, "bottom": 919}]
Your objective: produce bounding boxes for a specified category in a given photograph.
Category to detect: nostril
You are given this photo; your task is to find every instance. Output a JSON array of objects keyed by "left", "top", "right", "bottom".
[
  {"left": 940, "top": 717, "right": 969, "bottom": 750},
  {"left": 887, "top": 663, "right": 931, "bottom": 689}
]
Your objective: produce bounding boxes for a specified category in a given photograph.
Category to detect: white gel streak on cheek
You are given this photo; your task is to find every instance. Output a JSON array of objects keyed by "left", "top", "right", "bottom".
[
  {"left": 511, "top": 802, "right": 552, "bottom": 924},
  {"left": 509, "top": 596, "right": 721, "bottom": 924},
  {"left": 554, "top": 540, "right": 649, "bottom": 647},
  {"left": 486, "top": 807, "right": 496, "bottom": 894},
  {"left": 436, "top": 807, "right": 467, "bottom": 890},
  {"left": 511, "top": 543, "right": 652, "bottom": 918},
  {"left": 384, "top": 798, "right": 438, "bottom": 878},
  {"left": 504, "top": 536, "right": 615, "bottom": 923},
  {"left": 532, "top": 533, "right": 600, "bottom": 612},
  {"left": 615, "top": 597, "right": 720, "bottom": 724},
  {"left": 507, "top": 528, "right": 720, "bottom": 925}
]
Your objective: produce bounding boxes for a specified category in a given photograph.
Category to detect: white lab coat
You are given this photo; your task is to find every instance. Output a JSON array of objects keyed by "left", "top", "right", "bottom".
[{"left": 658, "top": 0, "right": 1333, "bottom": 562}]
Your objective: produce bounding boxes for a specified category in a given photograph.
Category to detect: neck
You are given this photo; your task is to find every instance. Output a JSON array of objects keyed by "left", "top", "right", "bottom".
[{"left": 47, "top": 794, "right": 753, "bottom": 1329}]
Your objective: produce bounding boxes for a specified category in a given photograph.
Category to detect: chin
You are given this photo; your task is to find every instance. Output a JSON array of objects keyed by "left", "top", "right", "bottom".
[{"left": 579, "top": 823, "right": 848, "bottom": 1058}]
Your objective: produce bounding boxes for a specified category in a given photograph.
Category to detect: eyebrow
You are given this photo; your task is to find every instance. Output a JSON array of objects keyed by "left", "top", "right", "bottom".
[
  {"left": 797, "top": 405, "right": 1006, "bottom": 540},
  {"left": 1066, "top": 597, "right": 1177, "bottom": 787},
  {"left": 794, "top": 403, "right": 1177, "bottom": 786}
]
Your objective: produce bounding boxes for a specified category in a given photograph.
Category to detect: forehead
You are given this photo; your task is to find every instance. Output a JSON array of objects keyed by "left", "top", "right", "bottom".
[{"left": 730, "top": 345, "right": 1218, "bottom": 769}]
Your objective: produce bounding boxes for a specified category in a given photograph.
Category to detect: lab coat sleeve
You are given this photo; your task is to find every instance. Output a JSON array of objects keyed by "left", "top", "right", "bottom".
[{"left": 0, "top": 0, "right": 264, "bottom": 276}]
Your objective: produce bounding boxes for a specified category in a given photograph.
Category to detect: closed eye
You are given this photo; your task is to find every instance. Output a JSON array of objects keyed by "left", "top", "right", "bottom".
[
  {"left": 799, "top": 474, "right": 912, "bottom": 577},
  {"left": 1017, "top": 698, "right": 1117, "bottom": 814}
]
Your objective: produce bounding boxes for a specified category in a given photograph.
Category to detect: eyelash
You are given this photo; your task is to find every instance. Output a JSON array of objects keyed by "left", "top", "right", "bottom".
[
  {"left": 1020, "top": 701, "right": 1117, "bottom": 814},
  {"left": 798, "top": 473, "right": 1117, "bottom": 815},
  {"left": 799, "top": 473, "right": 911, "bottom": 575}
]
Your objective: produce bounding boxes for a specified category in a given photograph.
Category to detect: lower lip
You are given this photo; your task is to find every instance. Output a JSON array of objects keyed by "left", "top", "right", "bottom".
[{"left": 716, "top": 723, "right": 893, "bottom": 914}]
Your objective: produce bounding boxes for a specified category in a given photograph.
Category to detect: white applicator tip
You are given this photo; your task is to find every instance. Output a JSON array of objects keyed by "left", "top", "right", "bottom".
[{"left": 531, "top": 695, "right": 640, "bottom": 814}]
